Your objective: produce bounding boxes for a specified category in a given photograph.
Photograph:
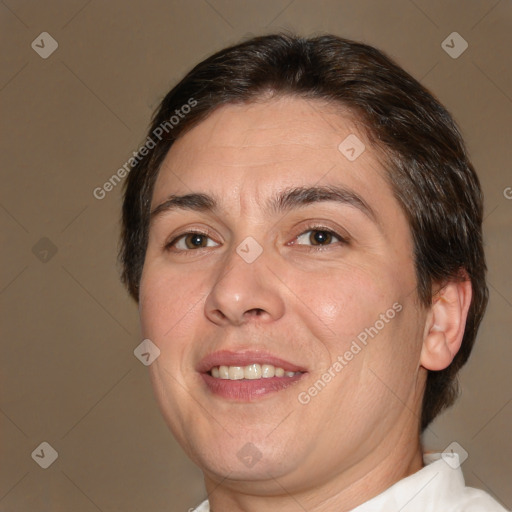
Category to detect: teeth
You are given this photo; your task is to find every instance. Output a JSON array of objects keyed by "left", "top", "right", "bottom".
[
  {"left": 244, "top": 363, "right": 261, "bottom": 380},
  {"left": 209, "top": 363, "right": 301, "bottom": 380},
  {"left": 228, "top": 366, "right": 245, "bottom": 380},
  {"left": 261, "top": 364, "right": 275, "bottom": 378}
]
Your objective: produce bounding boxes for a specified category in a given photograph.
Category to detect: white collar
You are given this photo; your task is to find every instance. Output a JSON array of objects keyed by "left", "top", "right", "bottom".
[{"left": 351, "top": 452, "right": 463, "bottom": 511}]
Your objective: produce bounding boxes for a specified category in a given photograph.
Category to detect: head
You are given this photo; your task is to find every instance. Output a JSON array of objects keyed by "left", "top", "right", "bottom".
[{"left": 120, "top": 33, "right": 487, "bottom": 490}]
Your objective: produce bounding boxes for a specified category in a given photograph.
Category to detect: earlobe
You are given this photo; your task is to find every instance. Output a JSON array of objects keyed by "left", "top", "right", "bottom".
[{"left": 420, "top": 277, "right": 472, "bottom": 371}]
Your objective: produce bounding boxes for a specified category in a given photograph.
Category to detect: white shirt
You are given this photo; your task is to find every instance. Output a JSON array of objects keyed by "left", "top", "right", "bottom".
[{"left": 191, "top": 453, "right": 508, "bottom": 511}]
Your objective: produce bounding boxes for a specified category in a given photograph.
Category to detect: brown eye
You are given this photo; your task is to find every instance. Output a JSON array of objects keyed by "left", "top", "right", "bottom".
[
  {"left": 309, "top": 230, "right": 334, "bottom": 245},
  {"left": 183, "top": 233, "right": 208, "bottom": 249},
  {"left": 167, "top": 232, "right": 219, "bottom": 251},
  {"left": 295, "top": 228, "right": 343, "bottom": 247}
]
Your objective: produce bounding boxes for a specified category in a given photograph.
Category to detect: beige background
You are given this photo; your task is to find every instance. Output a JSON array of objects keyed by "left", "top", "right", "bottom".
[{"left": 1, "top": 0, "right": 511, "bottom": 510}]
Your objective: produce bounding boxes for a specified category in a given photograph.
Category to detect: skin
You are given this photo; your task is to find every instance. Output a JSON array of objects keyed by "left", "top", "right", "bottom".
[{"left": 138, "top": 96, "right": 472, "bottom": 511}]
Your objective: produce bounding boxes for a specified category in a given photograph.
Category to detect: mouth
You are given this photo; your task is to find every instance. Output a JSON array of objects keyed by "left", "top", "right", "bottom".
[
  {"left": 198, "top": 350, "right": 308, "bottom": 401},
  {"left": 210, "top": 363, "right": 301, "bottom": 380}
]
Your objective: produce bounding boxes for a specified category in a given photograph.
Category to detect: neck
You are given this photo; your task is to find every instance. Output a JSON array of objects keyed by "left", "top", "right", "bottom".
[{"left": 204, "top": 427, "right": 424, "bottom": 512}]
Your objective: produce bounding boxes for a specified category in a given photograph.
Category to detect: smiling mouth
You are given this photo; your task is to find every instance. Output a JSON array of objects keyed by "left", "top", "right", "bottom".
[
  {"left": 209, "top": 363, "right": 303, "bottom": 380},
  {"left": 198, "top": 350, "right": 308, "bottom": 400}
]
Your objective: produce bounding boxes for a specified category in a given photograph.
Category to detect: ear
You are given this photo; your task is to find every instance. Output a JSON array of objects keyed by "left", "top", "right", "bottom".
[{"left": 420, "top": 276, "right": 472, "bottom": 371}]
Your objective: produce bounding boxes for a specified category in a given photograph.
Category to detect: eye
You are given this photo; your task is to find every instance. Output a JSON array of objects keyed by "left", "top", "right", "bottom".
[
  {"left": 167, "top": 231, "right": 219, "bottom": 251},
  {"left": 293, "top": 226, "right": 347, "bottom": 247},
  {"left": 165, "top": 226, "right": 347, "bottom": 253}
]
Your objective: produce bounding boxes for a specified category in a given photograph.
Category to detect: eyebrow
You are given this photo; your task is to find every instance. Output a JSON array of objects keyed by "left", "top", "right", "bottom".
[{"left": 150, "top": 184, "right": 378, "bottom": 225}]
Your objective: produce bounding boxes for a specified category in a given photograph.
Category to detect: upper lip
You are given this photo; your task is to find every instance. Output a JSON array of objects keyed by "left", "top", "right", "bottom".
[{"left": 197, "top": 350, "right": 308, "bottom": 373}]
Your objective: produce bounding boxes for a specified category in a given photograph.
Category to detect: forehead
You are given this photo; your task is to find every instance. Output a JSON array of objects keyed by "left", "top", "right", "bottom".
[
  {"left": 169, "top": 97, "right": 363, "bottom": 164},
  {"left": 152, "top": 96, "right": 396, "bottom": 222}
]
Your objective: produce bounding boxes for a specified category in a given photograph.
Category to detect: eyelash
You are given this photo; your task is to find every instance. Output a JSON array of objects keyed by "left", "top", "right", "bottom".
[{"left": 164, "top": 224, "right": 349, "bottom": 254}]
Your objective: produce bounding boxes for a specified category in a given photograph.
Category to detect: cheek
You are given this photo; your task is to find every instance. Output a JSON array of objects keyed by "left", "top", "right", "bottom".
[
  {"left": 283, "top": 250, "right": 418, "bottom": 387},
  {"left": 139, "top": 261, "right": 203, "bottom": 342},
  {"left": 288, "top": 262, "right": 396, "bottom": 342},
  {"left": 356, "top": 300, "right": 425, "bottom": 422}
]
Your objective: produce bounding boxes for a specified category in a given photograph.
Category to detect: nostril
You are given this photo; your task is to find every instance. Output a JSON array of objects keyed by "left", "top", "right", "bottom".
[{"left": 212, "top": 310, "right": 227, "bottom": 321}]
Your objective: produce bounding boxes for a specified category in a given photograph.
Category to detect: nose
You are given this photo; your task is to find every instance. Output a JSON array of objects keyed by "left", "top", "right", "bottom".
[{"left": 204, "top": 240, "right": 286, "bottom": 326}]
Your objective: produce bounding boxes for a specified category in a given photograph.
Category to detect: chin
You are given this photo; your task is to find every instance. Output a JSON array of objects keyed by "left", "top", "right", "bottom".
[{"left": 187, "top": 433, "right": 299, "bottom": 482}]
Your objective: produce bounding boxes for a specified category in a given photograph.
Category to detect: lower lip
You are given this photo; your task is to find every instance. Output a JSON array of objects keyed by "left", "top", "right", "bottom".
[{"left": 201, "top": 373, "right": 306, "bottom": 401}]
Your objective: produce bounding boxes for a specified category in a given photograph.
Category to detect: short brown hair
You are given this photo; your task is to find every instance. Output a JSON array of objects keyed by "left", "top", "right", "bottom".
[{"left": 119, "top": 33, "right": 488, "bottom": 430}]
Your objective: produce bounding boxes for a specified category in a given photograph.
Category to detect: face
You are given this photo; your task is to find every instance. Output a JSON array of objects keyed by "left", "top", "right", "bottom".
[{"left": 139, "top": 96, "right": 427, "bottom": 493}]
